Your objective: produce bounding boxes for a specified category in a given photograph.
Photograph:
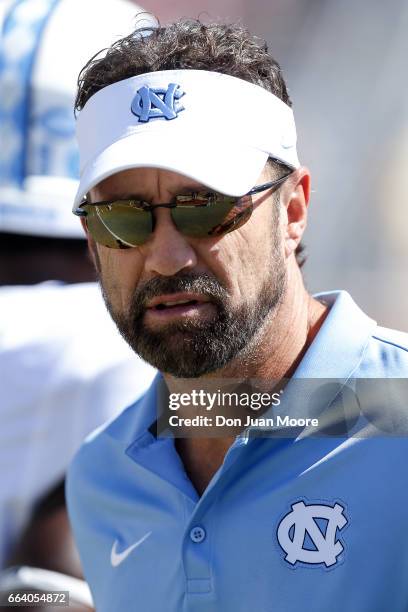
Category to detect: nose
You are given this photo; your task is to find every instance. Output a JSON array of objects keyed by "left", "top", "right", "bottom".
[{"left": 142, "top": 207, "right": 198, "bottom": 277}]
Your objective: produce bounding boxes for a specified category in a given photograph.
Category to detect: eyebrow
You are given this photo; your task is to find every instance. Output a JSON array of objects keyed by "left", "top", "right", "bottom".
[{"left": 102, "top": 184, "right": 209, "bottom": 201}]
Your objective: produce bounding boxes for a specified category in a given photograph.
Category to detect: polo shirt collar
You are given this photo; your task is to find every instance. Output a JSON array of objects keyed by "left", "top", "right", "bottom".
[{"left": 293, "top": 290, "right": 377, "bottom": 379}]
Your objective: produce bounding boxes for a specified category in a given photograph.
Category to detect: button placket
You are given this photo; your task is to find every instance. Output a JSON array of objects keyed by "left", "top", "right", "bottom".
[
  {"left": 182, "top": 439, "right": 252, "bottom": 600},
  {"left": 183, "top": 513, "right": 212, "bottom": 595}
]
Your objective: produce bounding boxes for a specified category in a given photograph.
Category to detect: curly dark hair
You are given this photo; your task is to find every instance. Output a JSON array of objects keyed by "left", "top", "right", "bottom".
[{"left": 76, "top": 19, "right": 306, "bottom": 266}]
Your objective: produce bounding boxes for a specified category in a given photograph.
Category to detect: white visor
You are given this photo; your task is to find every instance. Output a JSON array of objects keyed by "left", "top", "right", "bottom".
[{"left": 73, "top": 69, "right": 300, "bottom": 210}]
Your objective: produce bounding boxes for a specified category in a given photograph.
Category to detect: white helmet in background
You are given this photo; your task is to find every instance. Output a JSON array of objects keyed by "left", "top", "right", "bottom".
[{"left": 0, "top": 0, "right": 154, "bottom": 238}]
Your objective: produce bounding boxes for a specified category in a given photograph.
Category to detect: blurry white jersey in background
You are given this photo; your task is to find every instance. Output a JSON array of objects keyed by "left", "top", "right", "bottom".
[{"left": 0, "top": 281, "right": 156, "bottom": 568}]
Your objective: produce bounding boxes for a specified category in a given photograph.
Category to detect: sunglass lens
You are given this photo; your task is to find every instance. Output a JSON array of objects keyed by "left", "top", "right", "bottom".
[
  {"left": 171, "top": 198, "right": 235, "bottom": 237},
  {"left": 84, "top": 202, "right": 152, "bottom": 248},
  {"left": 208, "top": 195, "right": 253, "bottom": 236}
]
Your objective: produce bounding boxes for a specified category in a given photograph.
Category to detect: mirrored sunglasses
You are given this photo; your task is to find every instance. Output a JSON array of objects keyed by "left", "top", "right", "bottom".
[{"left": 75, "top": 166, "right": 294, "bottom": 249}]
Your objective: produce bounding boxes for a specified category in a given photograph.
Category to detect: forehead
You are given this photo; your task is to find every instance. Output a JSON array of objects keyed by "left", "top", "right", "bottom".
[{"left": 90, "top": 167, "right": 206, "bottom": 200}]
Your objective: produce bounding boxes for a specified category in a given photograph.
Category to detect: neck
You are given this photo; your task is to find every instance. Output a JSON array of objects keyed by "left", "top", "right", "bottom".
[{"left": 165, "top": 260, "right": 329, "bottom": 497}]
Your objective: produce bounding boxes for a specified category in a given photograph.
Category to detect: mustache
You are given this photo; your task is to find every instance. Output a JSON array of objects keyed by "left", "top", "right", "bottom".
[{"left": 130, "top": 272, "right": 229, "bottom": 315}]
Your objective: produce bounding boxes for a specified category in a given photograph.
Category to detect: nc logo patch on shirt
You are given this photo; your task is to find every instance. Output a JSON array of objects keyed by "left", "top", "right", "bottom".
[
  {"left": 277, "top": 500, "right": 349, "bottom": 569},
  {"left": 131, "top": 83, "right": 185, "bottom": 122}
]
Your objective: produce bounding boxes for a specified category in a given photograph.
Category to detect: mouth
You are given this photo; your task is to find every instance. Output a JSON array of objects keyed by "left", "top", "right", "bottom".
[
  {"left": 154, "top": 298, "right": 201, "bottom": 310},
  {"left": 144, "top": 293, "right": 215, "bottom": 323}
]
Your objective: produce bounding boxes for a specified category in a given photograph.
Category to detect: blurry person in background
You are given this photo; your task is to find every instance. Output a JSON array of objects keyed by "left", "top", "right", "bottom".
[{"left": 0, "top": 0, "right": 155, "bottom": 609}]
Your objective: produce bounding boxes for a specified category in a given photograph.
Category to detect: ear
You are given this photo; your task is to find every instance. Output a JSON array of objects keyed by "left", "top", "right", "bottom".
[{"left": 282, "top": 168, "right": 311, "bottom": 259}]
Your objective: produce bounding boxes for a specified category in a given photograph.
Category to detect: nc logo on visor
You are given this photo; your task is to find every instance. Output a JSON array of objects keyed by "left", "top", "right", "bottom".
[{"left": 131, "top": 83, "right": 185, "bottom": 122}]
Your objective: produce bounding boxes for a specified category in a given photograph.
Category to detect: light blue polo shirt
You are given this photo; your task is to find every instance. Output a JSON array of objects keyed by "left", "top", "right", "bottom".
[{"left": 66, "top": 291, "right": 408, "bottom": 611}]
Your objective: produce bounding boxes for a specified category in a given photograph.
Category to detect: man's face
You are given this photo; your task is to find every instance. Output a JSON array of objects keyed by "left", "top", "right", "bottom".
[{"left": 88, "top": 165, "right": 288, "bottom": 377}]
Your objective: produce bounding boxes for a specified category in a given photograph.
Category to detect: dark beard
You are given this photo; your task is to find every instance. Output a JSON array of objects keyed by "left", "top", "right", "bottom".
[{"left": 101, "top": 265, "right": 286, "bottom": 378}]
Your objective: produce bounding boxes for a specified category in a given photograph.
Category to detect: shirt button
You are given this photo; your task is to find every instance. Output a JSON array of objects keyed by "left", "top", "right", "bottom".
[{"left": 190, "top": 526, "right": 206, "bottom": 543}]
